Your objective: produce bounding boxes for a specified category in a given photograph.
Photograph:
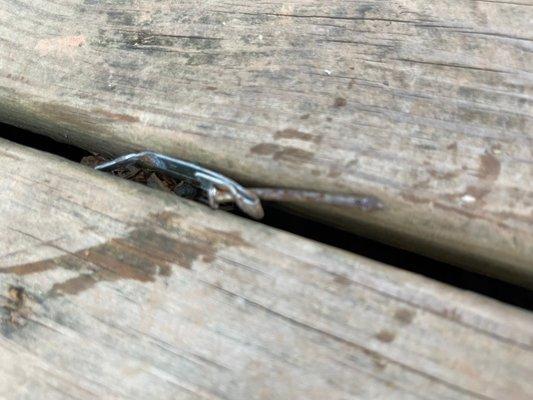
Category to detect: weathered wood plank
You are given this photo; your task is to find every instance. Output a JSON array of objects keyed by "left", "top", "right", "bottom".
[
  {"left": 0, "top": 138, "right": 532, "bottom": 399},
  {"left": 0, "top": 1, "right": 531, "bottom": 284}
]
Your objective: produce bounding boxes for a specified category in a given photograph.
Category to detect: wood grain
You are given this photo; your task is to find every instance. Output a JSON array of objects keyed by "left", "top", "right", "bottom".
[
  {"left": 0, "top": 1, "right": 531, "bottom": 284},
  {"left": 1, "top": 139, "right": 533, "bottom": 399}
]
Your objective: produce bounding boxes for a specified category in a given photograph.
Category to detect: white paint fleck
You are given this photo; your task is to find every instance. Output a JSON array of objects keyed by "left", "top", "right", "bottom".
[{"left": 461, "top": 195, "right": 476, "bottom": 204}]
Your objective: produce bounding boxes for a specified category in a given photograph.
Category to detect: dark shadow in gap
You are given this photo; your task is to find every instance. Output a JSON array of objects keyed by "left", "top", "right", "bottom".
[
  {"left": 259, "top": 205, "right": 532, "bottom": 310},
  {"left": 1, "top": 123, "right": 531, "bottom": 311},
  {"left": 1, "top": 124, "right": 91, "bottom": 161}
]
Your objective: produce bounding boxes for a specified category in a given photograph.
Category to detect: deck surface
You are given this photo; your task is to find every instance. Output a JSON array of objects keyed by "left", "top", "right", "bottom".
[
  {"left": 0, "top": 2, "right": 532, "bottom": 282},
  {"left": 0, "top": 139, "right": 532, "bottom": 399}
]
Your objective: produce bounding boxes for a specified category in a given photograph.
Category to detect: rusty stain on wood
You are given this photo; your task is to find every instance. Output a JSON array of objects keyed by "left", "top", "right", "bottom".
[
  {"left": 95, "top": 109, "right": 140, "bottom": 123},
  {"left": 249, "top": 143, "right": 315, "bottom": 163},
  {"left": 1, "top": 286, "right": 33, "bottom": 330},
  {"left": 477, "top": 151, "right": 501, "bottom": 181},
  {"left": 0, "top": 212, "right": 249, "bottom": 297},
  {"left": 394, "top": 308, "right": 415, "bottom": 325},
  {"left": 274, "top": 128, "right": 322, "bottom": 144},
  {"left": 375, "top": 330, "right": 396, "bottom": 343},
  {"left": 333, "top": 97, "right": 347, "bottom": 108}
]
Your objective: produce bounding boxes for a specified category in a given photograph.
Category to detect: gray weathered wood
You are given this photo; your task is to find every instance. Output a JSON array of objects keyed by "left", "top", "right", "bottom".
[
  {"left": 0, "top": 1, "right": 531, "bottom": 285},
  {"left": 0, "top": 139, "right": 532, "bottom": 399}
]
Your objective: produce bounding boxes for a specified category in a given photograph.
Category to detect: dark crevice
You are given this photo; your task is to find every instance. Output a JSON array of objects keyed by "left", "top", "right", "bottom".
[
  {"left": 1, "top": 126, "right": 91, "bottom": 161},
  {"left": 1, "top": 123, "right": 531, "bottom": 311},
  {"left": 260, "top": 207, "right": 532, "bottom": 310}
]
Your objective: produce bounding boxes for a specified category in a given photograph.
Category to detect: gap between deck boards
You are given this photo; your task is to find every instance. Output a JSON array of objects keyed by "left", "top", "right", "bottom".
[{"left": 1, "top": 123, "right": 531, "bottom": 311}]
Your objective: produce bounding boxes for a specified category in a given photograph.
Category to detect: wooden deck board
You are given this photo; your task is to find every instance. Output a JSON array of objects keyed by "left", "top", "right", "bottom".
[
  {"left": 0, "top": 139, "right": 532, "bottom": 399},
  {"left": 0, "top": 1, "right": 531, "bottom": 284}
]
